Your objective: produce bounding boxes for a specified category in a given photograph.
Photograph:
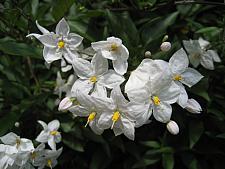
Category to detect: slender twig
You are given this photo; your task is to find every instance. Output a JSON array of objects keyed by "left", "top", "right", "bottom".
[
  {"left": 175, "top": 0, "right": 225, "bottom": 6},
  {"left": 27, "top": 57, "right": 40, "bottom": 88}
]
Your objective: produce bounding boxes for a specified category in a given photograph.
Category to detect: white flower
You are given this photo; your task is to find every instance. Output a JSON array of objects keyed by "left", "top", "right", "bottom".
[
  {"left": 125, "top": 59, "right": 180, "bottom": 125},
  {"left": 36, "top": 120, "right": 61, "bottom": 150},
  {"left": 185, "top": 98, "right": 202, "bottom": 114},
  {"left": 183, "top": 37, "right": 221, "bottom": 70},
  {"left": 54, "top": 72, "right": 77, "bottom": 99},
  {"left": 94, "top": 86, "right": 136, "bottom": 140},
  {"left": 169, "top": 48, "right": 203, "bottom": 107},
  {"left": 91, "top": 37, "right": 129, "bottom": 75},
  {"left": 0, "top": 144, "right": 16, "bottom": 169},
  {"left": 166, "top": 120, "right": 179, "bottom": 135},
  {"left": 27, "top": 18, "right": 83, "bottom": 72},
  {"left": 0, "top": 132, "right": 34, "bottom": 152},
  {"left": 71, "top": 52, "right": 125, "bottom": 95},
  {"left": 74, "top": 91, "right": 104, "bottom": 135},
  {"left": 160, "top": 42, "right": 171, "bottom": 52},
  {"left": 33, "top": 148, "right": 63, "bottom": 169}
]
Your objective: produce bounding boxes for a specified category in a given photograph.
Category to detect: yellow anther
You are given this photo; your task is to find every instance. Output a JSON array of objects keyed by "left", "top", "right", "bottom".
[
  {"left": 31, "top": 152, "right": 37, "bottom": 160},
  {"left": 50, "top": 130, "right": 59, "bottom": 136},
  {"left": 152, "top": 96, "right": 160, "bottom": 106},
  {"left": 47, "top": 159, "right": 52, "bottom": 168},
  {"left": 111, "top": 111, "right": 120, "bottom": 129},
  {"left": 57, "top": 40, "right": 65, "bottom": 48},
  {"left": 16, "top": 138, "right": 21, "bottom": 149},
  {"left": 85, "top": 112, "right": 96, "bottom": 127},
  {"left": 173, "top": 74, "right": 182, "bottom": 81},
  {"left": 110, "top": 43, "right": 118, "bottom": 51},
  {"left": 90, "top": 76, "right": 97, "bottom": 83}
]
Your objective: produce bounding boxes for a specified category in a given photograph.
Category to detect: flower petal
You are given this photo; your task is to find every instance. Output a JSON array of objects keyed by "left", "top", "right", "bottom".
[
  {"left": 169, "top": 48, "right": 189, "bottom": 74},
  {"left": 121, "top": 117, "right": 135, "bottom": 140},
  {"left": 98, "top": 70, "right": 125, "bottom": 89},
  {"left": 36, "top": 131, "right": 49, "bottom": 143},
  {"left": 71, "top": 79, "right": 93, "bottom": 95},
  {"left": 112, "top": 57, "right": 128, "bottom": 75},
  {"left": 91, "top": 52, "right": 108, "bottom": 76},
  {"left": 0, "top": 132, "right": 18, "bottom": 145},
  {"left": 89, "top": 121, "right": 104, "bottom": 135},
  {"left": 76, "top": 90, "right": 95, "bottom": 109},
  {"left": 110, "top": 85, "right": 128, "bottom": 106},
  {"left": 48, "top": 136, "right": 56, "bottom": 150},
  {"left": 43, "top": 47, "right": 61, "bottom": 64},
  {"left": 72, "top": 58, "right": 93, "bottom": 79},
  {"left": 176, "top": 83, "right": 188, "bottom": 108},
  {"left": 181, "top": 68, "right": 203, "bottom": 87},
  {"left": 48, "top": 120, "right": 60, "bottom": 131},
  {"left": 38, "top": 120, "right": 48, "bottom": 130},
  {"left": 153, "top": 102, "right": 172, "bottom": 123},
  {"left": 200, "top": 53, "right": 214, "bottom": 70},
  {"left": 67, "top": 33, "right": 83, "bottom": 49},
  {"left": 55, "top": 18, "right": 70, "bottom": 36},
  {"left": 207, "top": 50, "right": 221, "bottom": 63},
  {"left": 98, "top": 113, "right": 112, "bottom": 129},
  {"left": 36, "top": 20, "right": 50, "bottom": 34},
  {"left": 91, "top": 41, "right": 111, "bottom": 51},
  {"left": 38, "top": 34, "right": 57, "bottom": 48}
]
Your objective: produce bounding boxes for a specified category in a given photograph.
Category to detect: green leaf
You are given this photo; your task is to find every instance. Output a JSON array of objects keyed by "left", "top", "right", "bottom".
[
  {"left": 140, "top": 12, "right": 179, "bottom": 46},
  {"left": 132, "top": 157, "right": 160, "bottom": 168},
  {"left": 189, "top": 120, "right": 204, "bottom": 148},
  {"left": 52, "top": 0, "right": 74, "bottom": 21},
  {"left": 0, "top": 38, "right": 42, "bottom": 59},
  {"left": 162, "top": 153, "right": 174, "bottom": 169},
  {"left": 63, "top": 135, "right": 84, "bottom": 152},
  {"left": 140, "top": 141, "right": 161, "bottom": 148}
]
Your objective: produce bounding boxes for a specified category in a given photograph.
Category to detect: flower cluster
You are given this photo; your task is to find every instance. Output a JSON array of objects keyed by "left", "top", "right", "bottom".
[
  {"left": 26, "top": 18, "right": 221, "bottom": 139},
  {"left": 0, "top": 120, "right": 62, "bottom": 169}
]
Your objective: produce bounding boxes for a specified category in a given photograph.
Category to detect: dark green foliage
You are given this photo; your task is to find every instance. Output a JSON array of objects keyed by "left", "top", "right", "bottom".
[{"left": 0, "top": 0, "right": 225, "bottom": 169}]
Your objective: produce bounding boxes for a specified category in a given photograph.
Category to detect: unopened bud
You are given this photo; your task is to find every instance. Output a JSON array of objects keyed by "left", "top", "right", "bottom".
[
  {"left": 58, "top": 97, "right": 73, "bottom": 111},
  {"left": 185, "top": 99, "right": 202, "bottom": 114},
  {"left": 15, "top": 122, "right": 20, "bottom": 128},
  {"left": 162, "top": 35, "right": 169, "bottom": 42},
  {"left": 160, "top": 42, "right": 171, "bottom": 52},
  {"left": 166, "top": 120, "right": 179, "bottom": 135},
  {"left": 145, "top": 51, "right": 151, "bottom": 57}
]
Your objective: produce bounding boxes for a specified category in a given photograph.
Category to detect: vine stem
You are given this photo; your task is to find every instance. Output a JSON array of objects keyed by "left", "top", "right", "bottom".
[{"left": 175, "top": 0, "right": 225, "bottom": 6}]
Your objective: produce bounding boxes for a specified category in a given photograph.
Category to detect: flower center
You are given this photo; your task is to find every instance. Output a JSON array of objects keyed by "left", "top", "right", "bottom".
[
  {"left": 57, "top": 40, "right": 65, "bottom": 49},
  {"left": 173, "top": 74, "right": 182, "bottom": 81},
  {"left": 110, "top": 43, "right": 118, "bottom": 51},
  {"left": 85, "top": 112, "right": 96, "bottom": 127},
  {"left": 152, "top": 96, "right": 160, "bottom": 106},
  {"left": 90, "top": 76, "right": 97, "bottom": 83},
  {"left": 70, "top": 98, "right": 80, "bottom": 105},
  {"left": 47, "top": 159, "right": 52, "bottom": 168},
  {"left": 16, "top": 138, "right": 21, "bottom": 149},
  {"left": 50, "top": 130, "right": 59, "bottom": 136},
  {"left": 31, "top": 152, "right": 37, "bottom": 160},
  {"left": 111, "top": 111, "right": 120, "bottom": 129}
]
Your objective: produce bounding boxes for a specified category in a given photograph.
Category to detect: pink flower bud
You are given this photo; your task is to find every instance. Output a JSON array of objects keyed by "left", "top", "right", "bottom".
[
  {"left": 160, "top": 42, "right": 171, "bottom": 52},
  {"left": 58, "top": 97, "right": 73, "bottom": 111}
]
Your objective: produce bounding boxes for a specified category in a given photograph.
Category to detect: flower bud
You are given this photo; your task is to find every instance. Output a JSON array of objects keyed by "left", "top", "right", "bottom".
[
  {"left": 185, "top": 99, "right": 202, "bottom": 114},
  {"left": 162, "top": 35, "right": 169, "bottom": 42},
  {"left": 166, "top": 120, "right": 179, "bottom": 135},
  {"left": 145, "top": 51, "right": 151, "bottom": 57},
  {"left": 15, "top": 122, "right": 20, "bottom": 128},
  {"left": 58, "top": 97, "right": 73, "bottom": 111},
  {"left": 160, "top": 42, "right": 171, "bottom": 52}
]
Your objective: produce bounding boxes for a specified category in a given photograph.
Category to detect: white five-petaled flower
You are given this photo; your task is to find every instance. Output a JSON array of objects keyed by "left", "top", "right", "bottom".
[
  {"left": 93, "top": 86, "right": 136, "bottom": 140},
  {"left": 183, "top": 37, "right": 221, "bottom": 70},
  {"left": 91, "top": 37, "right": 129, "bottom": 75},
  {"left": 27, "top": 18, "right": 83, "bottom": 72},
  {"left": 169, "top": 48, "right": 203, "bottom": 108},
  {"left": 125, "top": 59, "right": 180, "bottom": 125},
  {"left": 33, "top": 148, "right": 63, "bottom": 169},
  {"left": 71, "top": 52, "right": 125, "bottom": 95},
  {"left": 36, "top": 120, "right": 61, "bottom": 150}
]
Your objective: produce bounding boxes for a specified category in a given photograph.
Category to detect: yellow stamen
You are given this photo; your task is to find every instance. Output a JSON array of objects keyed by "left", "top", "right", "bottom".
[
  {"left": 16, "top": 138, "right": 21, "bottom": 149},
  {"left": 50, "top": 130, "right": 59, "bottom": 136},
  {"left": 110, "top": 43, "right": 118, "bottom": 51},
  {"left": 57, "top": 40, "right": 65, "bottom": 49},
  {"left": 31, "top": 152, "right": 37, "bottom": 160},
  {"left": 85, "top": 112, "right": 96, "bottom": 127},
  {"left": 47, "top": 159, "right": 52, "bottom": 168},
  {"left": 90, "top": 76, "right": 97, "bottom": 83},
  {"left": 111, "top": 111, "right": 120, "bottom": 129},
  {"left": 152, "top": 96, "right": 160, "bottom": 106},
  {"left": 173, "top": 74, "right": 182, "bottom": 81}
]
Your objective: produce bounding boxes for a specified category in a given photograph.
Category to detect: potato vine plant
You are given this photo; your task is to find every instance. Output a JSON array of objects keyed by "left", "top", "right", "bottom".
[{"left": 0, "top": 18, "right": 221, "bottom": 169}]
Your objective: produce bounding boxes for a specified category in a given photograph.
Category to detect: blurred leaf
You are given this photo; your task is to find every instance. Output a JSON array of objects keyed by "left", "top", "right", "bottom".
[
  {"left": 132, "top": 157, "right": 160, "bottom": 168},
  {"left": 0, "top": 38, "right": 42, "bottom": 59},
  {"left": 141, "top": 11, "right": 179, "bottom": 46},
  {"left": 52, "top": 0, "right": 74, "bottom": 21},
  {"left": 162, "top": 153, "right": 174, "bottom": 169},
  {"left": 140, "top": 140, "right": 161, "bottom": 148},
  {"left": 63, "top": 135, "right": 84, "bottom": 152},
  {"left": 189, "top": 120, "right": 204, "bottom": 148}
]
